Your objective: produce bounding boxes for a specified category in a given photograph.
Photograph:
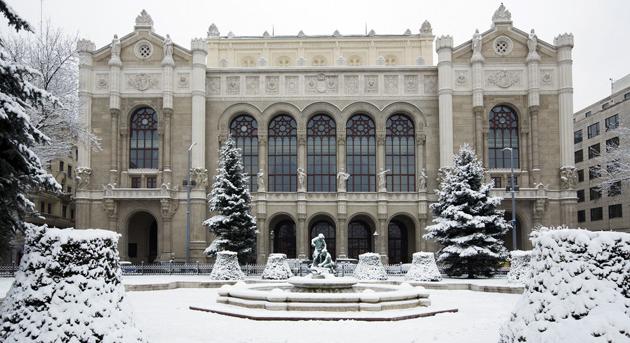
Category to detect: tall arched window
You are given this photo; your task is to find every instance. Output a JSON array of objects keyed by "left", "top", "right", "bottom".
[
  {"left": 348, "top": 220, "right": 372, "bottom": 259},
  {"left": 387, "top": 220, "right": 408, "bottom": 264},
  {"left": 307, "top": 114, "right": 337, "bottom": 192},
  {"left": 268, "top": 114, "right": 297, "bottom": 192},
  {"left": 273, "top": 220, "right": 296, "bottom": 258},
  {"left": 310, "top": 220, "right": 336, "bottom": 259},
  {"left": 130, "top": 107, "right": 159, "bottom": 169},
  {"left": 386, "top": 114, "right": 415, "bottom": 192},
  {"left": 488, "top": 105, "right": 519, "bottom": 169},
  {"left": 346, "top": 114, "right": 376, "bottom": 192},
  {"left": 230, "top": 115, "right": 258, "bottom": 191}
]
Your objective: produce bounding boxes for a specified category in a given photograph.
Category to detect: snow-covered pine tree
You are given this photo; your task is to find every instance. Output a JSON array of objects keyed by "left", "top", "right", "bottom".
[
  {"left": 0, "top": 1, "right": 60, "bottom": 253},
  {"left": 203, "top": 137, "right": 257, "bottom": 264},
  {"left": 424, "top": 144, "right": 510, "bottom": 278}
]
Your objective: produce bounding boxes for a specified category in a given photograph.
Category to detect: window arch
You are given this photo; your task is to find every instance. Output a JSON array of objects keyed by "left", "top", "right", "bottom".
[
  {"left": 129, "top": 107, "right": 159, "bottom": 169},
  {"left": 386, "top": 114, "right": 415, "bottom": 192},
  {"left": 230, "top": 114, "right": 258, "bottom": 191},
  {"left": 268, "top": 114, "right": 297, "bottom": 192},
  {"left": 346, "top": 114, "right": 376, "bottom": 192},
  {"left": 307, "top": 114, "right": 337, "bottom": 192},
  {"left": 348, "top": 220, "right": 372, "bottom": 259},
  {"left": 273, "top": 219, "right": 296, "bottom": 258},
  {"left": 387, "top": 220, "right": 408, "bottom": 264},
  {"left": 310, "top": 220, "right": 336, "bottom": 259},
  {"left": 488, "top": 105, "right": 519, "bottom": 169}
]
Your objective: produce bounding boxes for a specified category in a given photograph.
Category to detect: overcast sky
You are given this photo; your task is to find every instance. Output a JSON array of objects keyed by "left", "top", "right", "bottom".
[{"left": 4, "top": 0, "right": 629, "bottom": 110}]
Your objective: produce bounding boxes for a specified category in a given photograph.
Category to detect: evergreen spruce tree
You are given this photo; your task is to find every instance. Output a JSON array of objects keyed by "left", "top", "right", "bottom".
[
  {"left": 424, "top": 144, "right": 510, "bottom": 278},
  {"left": 203, "top": 137, "right": 257, "bottom": 264},
  {"left": 0, "top": 1, "right": 60, "bottom": 254}
]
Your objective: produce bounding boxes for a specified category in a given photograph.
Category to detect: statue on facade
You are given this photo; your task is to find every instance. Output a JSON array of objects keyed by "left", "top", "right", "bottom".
[
  {"left": 257, "top": 169, "right": 265, "bottom": 191},
  {"left": 297, "top": 168, "right": 306, "bottom": 191},
  {"left": 163, "top": 34, "right": 173, "bottom": 59},
  {"left": 418, "top": 168, "right": 428, "bottom": 191},
  {"left": 111, "top": 34, "right": 121, "bottom": 59},
  {"left": 527, "top": 29, "right": 540, "bottom": 61},
  {"left": 377, "top": 168, "right": 390, "bottom": 192},
  {"left": 472, "top": 29, "right": 482, "bottom": 55},
  {"left": 337, "top": 169, "right": 350, "bottom": 192}
]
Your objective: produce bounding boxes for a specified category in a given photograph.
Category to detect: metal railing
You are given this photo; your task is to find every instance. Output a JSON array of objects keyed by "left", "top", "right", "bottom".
[{"left": 0, "top": 264, "right": 18, "bottom": 277}]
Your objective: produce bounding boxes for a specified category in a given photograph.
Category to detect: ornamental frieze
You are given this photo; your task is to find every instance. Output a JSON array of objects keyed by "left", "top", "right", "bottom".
[
  {"left": 485, "top": 70, "right": 522, "bottom": 88},
  {"left": 305, "top": 73, "right": 338, "bottom": 94},
  {"left": 126, "top": 73, "right": 160, "bottom": 91}
]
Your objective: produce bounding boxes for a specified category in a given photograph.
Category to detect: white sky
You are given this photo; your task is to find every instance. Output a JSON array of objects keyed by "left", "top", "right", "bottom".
[{"left": 4, "top": 0, "right": 629, "bottom": 110}]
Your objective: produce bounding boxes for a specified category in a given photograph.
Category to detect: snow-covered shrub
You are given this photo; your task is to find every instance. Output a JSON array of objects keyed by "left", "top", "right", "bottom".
[
  {"left": 506, "top": 250, "right": 531, "bottom": 283},
  {"left": 210, "top": 251, "right": 245, "bottom": 280},
  {"left": 499, "top": 228, "right": 630, "bottom": 343},
  {"left": 424, "top": 145, "right": 510, "bottom": 278},
  {"left": 405, "top": 252, "right": 442, "bottom": 281},
  {"left": 0, "top": 224, "right": 146, "bottom": 343},
  {"left": 261, "top": 253, "right": 293, "bottom": 280},
  {"left": 353, "top": 253, "right": 388, "bottom": 280}
]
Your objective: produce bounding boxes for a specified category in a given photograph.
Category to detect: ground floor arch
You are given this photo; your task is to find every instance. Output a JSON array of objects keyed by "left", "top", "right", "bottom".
[
  {"left": 270, "top": 215, "right": 297, "bottom": 258},
  {"left": 347, "top": 215, "right": 375, "bottom": 259},
  {"left": 127, "top": 211, "right": 158, "bottom": 263},
  {"left": 387, "top": 215, "right": 416, "bottom": 264},
  {"left": 309, "top": 215, "right": 336, "bottom": 260}
]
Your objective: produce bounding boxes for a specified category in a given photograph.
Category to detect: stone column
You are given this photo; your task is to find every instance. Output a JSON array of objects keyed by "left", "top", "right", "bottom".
[
  {"left": 554, "top": 33, "right": 575, "bottom": 168},
  {"left": 191, "top": 38, "right": 207, "bottom": 169},
  {"left": 110, "top": 109, "right": 119, "bottom": 173},
  {"left": 159, "top": 198, "right": 177, "bottom": 261},
  {"left": 162, "top": 42, "right": 175, "bottom": 186},
  {"left": 108, "top": 38, "right": 122, "bottom": 186},
  {"left": 377, "top": 219, "right": 388, "bottom": 264},
  {"left": 336, "top": 218, "right": 347, "bottom": 259},
  {"left": 256, "top": 217, "right": 267, "bottom": 264},
  {"left": 376, "top": 131, "right": 386, "bottom": 178},
  {"left": 530, "top": 107, "right": 541, "bottom": 184},
  {"left": 162, "top": 110, "right": 173, "bottom": 185},
  {"left": 77, "top": 40, "right": 94, "bottom": 171},
  {"left": 436, "top": 36, "right": 454, "bottom": 168},
  {"left": 416, "top": 132, "right": 426, "bottom": 190},
  {"left": 258, "top": 132, "right": 267, "bottom": 177},
  {"left": 337, "top": 132, "right": 346, "bottom": 190},
  {"left": 471, "top": 33, "right": 485, "bottom": 156},
  {"left": 417, "top": 218, "right": 427, "bottom": 252},
  {"left": 297, "top": 131, "right": 307, "bottom": 190},
  {"left": 297, "top": 217, "right": 307, "bottom": 259}
]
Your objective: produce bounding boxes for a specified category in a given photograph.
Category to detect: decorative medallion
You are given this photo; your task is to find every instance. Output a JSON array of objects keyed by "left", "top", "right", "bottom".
[
  {"left": 134, "top": 40, "right": 153, "bottom": 60},
  {"left": 365, "top": 75, "right": 378, "bottom": 94},
  {"left": 486, "top": 70, "right": 521, "bottom": 88},
  {"left": 207, "top": 77, "right": 220, "bottom": 95},
  {"left": 246, "top": 76, "right": 259, "bottom": 95},
  {"left": 176, "top": 73, "right": 190, "bottom": 89},
  {"left": 404, "top": 75, "right": 418, "bottom": 93},
  {"left": 305, "top": 73, "right": 337, "bottom": 94},
  {"left": 286, "top": 76, "right": 299, "bottom": 94},
  {"left": 384, "top": 75, "right": 399, "bottom": 94},
  {"left": 541, "top": 70, "right": 553, "bottom": 86},
  {"left": 127, "top": 73, "right": 159, "bottom": 91},
  {"left": 423, "top": 75, "right": 437, "bottom": 94},
  {"left": 95, "top": 73, "right": 109, "bottom": 90},
  {"left": 226, "top": 76, "right": 240, "bottom": 95},
  {"left": 455, "top": 71, "right": 469, "bottom": 87},
  {"left": 265, "top": 76, "right": 279, "bottom": 95}
]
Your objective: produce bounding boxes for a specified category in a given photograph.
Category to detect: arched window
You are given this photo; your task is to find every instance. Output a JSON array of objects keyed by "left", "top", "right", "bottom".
[
  {"left": 310, "top": 220, "right": 336, "bottom": 259},
  {"left": 346, "top": 114, "right": 376, "bottom": 192},
  {"left": 348, "top": 220, "right": 372, "bottom": 259},
  {"left": 388, "top": 220, "right": 408, "bottom": 264},
  {"left": 129, "top": 107, "right": 159, "bottom": 169},
  {"left": 230, "top": 115, "right": 258, "bottom": 191},
  {"left": 307, "top": 114, "right": 337, "bottom": 192},
  {"left": 488, "top": 105, "right": 519, "bottom": 169},
  {"left": 273, "top": 220, "right": 296, "bottom": 258},
  {"left": 386, "top": 114, "right": 415, "bottom": 192},
  {"left": 268, "top": 114, "right": 297, "bottom": 192}
]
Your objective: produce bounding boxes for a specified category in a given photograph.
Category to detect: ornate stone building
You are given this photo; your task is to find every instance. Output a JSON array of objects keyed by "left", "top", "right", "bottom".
[{"left": 75, "top": 5, "right": 577, "bottom": 264}]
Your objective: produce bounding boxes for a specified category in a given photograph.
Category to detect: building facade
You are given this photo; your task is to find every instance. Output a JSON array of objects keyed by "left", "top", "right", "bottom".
[
  {"left": 75, "top": 5, "right": 577, "bottom": 264},
  {"left": 573, "top": 75, "right": 630, "bottom": 233}
]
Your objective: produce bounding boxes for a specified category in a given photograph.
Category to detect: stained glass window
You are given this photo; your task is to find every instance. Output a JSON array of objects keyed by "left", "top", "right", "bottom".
[
  {"left": 307, "top": 114, "right": 337, "bottom": 192},
  {"left": 130, "top": 107, "right": 159, "bottom": 169},
  {"left": 488, "top": 105, "right": 519, "bottom": 169},
  {"left": 230, "top": 115, "right": 259, "bottom": 191},
  {"left": 268, "top": 115, "right": 297, "bottom": 192},
  {"left": 346, "top": 114, "right": 376, "bottom": 192},
  {"left": 386, "top": 114, "right": 415, "bottom": 192}
]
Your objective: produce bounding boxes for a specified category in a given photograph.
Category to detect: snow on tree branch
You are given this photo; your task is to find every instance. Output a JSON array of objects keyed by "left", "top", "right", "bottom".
[{"left": 593, "top": 124, "right": 630, "bottom": 192}]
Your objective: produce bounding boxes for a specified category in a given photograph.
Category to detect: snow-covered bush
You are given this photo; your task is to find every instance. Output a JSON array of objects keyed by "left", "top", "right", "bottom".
[
  {"left": 424, "top": 144, "right": 510, "bottom": 278},
  {"left": 261, "top": 253, "right": 293, "bottom": 280},
  {"left": 506, "top": 250, "right": 531, "bottom": 284},
  {"left": 405, "top": 252, "right": 442, "bottom": 282},
  {"left": 210, "top": 251, "right": 245, "bottom": 280},
  {"left": 353, "top": 253, "right": 388, "bottom": 280},
  {"left": 499, "top": 228, "right": 630, "bottom": 343},
  {"left": 0, "top": 224, "right": 146, "bottom": 343},
  {"left": 204, "top": 137, "right": 257, "bottom": 264}
]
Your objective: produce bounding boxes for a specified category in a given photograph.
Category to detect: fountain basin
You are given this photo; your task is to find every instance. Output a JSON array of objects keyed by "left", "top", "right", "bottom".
[{"left": 288, "top": 276, "right": 357, "bottom": 291}]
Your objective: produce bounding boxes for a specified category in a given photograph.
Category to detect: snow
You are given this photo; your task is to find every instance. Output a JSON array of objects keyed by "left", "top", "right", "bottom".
[
  {"left": 209, "top": 251, "right": 245, "bottom": 280},
  {"left": 499, "top": 228, "right": 630, "bottom": 343},
  {"left": 123, "top": 286, "right": 520, "bottom": 343},
  {"left": 353, "top": 253, "right": 388, "bottom": 280},
  {"left": 0, "top": 225, "right": 146, "bottom": 342},
  {"left": 405, "top": 252, "right": 442, "bottom": 281},
  {"left": 506, "top": 250, "right": 531, "bottom": 283},
  {"left": 261, "top": 253, "right": 294, "bottom": 280}
]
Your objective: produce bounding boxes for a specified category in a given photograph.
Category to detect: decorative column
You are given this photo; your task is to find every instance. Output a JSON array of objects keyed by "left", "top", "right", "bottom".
[
  {"left": 191, "top": 38, "right": 207, "bottom": 169},
  {"left": 256, "top": 217, "right": 267, "bottom": 264},
  {"left": 377, "top": 219, "right": 388, "bottom": 263},
  {"left": 376, "top": 131, "right": 386, "bottom": 178},
  {"left": 108, "top": 35, "right": 122, "bottom": 186},
  {"left": 416, "top": 131, "right": 426, "bottom": 190},
  {"left": 436, "top": 36, "right": 454, "bottom": 168},
  {"left": 258, "top": 132, "right": 268, "bottom": 178},
  {"left": 336, "top": 131, "right": 348, "bottom": 258},
  {"left": 297, "top": 217, "right": 307, "bottom": 260},
  {"left": 160, "top": 197, "right": 178, "bottom": 261},
  {"left": 471, "top": 29, "right": 485, "bottom": 156},
  {"left": 554, "top": 33, "right": 575, "bottom": 170},
  {"left": 162, "top": 35, "right": 175, "bottom": 186},
  {"left": 527, "top": 30, "right": 542, "bottom": 185}
]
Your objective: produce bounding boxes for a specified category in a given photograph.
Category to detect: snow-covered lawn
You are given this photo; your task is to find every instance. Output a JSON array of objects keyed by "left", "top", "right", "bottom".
[{"left": 1, "top": 276, "right": 521, "bottom": 342}]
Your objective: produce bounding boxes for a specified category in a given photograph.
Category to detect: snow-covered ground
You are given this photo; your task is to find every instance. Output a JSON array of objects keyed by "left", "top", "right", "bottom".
[{"left": 0, "top": 276, "right": 521, "bottom": 342}]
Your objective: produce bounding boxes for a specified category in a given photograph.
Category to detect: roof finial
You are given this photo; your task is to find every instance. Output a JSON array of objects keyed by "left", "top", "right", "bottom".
[
  {"left": 492, "top": 3, "right": 512, "bottom": 26},
  {"left": 135, "top": 9, "right": 153, "bottom": 30}
]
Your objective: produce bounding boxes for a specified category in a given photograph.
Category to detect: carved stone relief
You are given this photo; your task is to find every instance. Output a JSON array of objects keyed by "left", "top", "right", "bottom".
[
  {"left": 246, "top": 76, "right": 260, "bottom": 95},
  {"left": 126, "top": 73, "right": 160, "bottom": 91},
  {"left": 541, "top": 69, "right": 553, "bottom": 86},
  {"left": 207, "top": 77, "right": 220, "bottom": 95},
  {"left": 345, "top": 75, "right": 359, "bottom": 94},
  {"left": 176, "top": 73, "right": 190, "bottom": 89},
  {"left": 423, "top": 75, "right": 437, "bottom": 94},
  {"left": 226, "top": 76, "right": 240, "bottom": 95},
  {"left": 265, "top": 76, "right": 279, "bottom": 95},
  {"left": 95, "top": 73, "right": 109, "bottom": 90},
  {"left": 384, "top": 75, "right": 399, "bottom": 94},
  {"left": 486, "top": 70, "right": 522, "bottom": 88},
  {"left": 285, "top": 76, "right": 298, "bottom": 94},
  {"left": 455, "top": 70, "right": 469, "bottom": 88},
  {"left": 404, "top": 75, "right": 418, "bottom": 93},
  {"left": 305, "top": 73, "right": 338, "bottom": 94},
  {"left": 365, "top": 75, "right": 378, "bottom": 94}
]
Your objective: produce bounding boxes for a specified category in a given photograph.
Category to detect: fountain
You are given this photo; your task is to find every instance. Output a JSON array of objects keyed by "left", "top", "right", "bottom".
[{"left": 191, "top": 235, "right": 458, "bottom": 320}]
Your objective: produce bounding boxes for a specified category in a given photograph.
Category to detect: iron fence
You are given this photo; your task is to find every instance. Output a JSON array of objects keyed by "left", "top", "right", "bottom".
[{"left": 0, "top": 264, "right": 18, "bottom": 277}]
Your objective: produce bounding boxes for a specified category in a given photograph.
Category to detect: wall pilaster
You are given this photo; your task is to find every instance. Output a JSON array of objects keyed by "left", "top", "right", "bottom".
[
  {"left": 436, "top": 36, "right": 454, "bottom": 167},
  {"left": 191, "top": 38, "right": 207, "bottom": 169},
  {"left": 554, "top": 33, "right": 575, "bottom": 168}
]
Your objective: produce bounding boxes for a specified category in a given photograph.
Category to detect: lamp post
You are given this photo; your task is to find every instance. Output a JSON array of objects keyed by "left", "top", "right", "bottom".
[
  {"left": 502, "top": 147, "right": 517, "bottom": 250},
  {"left": 185, "top": 142, "right": 197, "bottom": 263}
]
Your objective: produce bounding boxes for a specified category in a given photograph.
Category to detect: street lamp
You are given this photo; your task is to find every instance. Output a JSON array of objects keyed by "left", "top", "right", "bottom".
[
  {"left": 185, "top": 142, "right": 197, "bottom": 263},
  {"left": 502, "top": 147, "right": 517, "bottom": 250}
]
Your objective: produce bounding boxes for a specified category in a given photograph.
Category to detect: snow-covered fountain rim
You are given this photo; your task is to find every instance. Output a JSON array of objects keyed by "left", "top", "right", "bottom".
[{"left": 288, "top": 276, "right": 358, "bottom": 289}]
